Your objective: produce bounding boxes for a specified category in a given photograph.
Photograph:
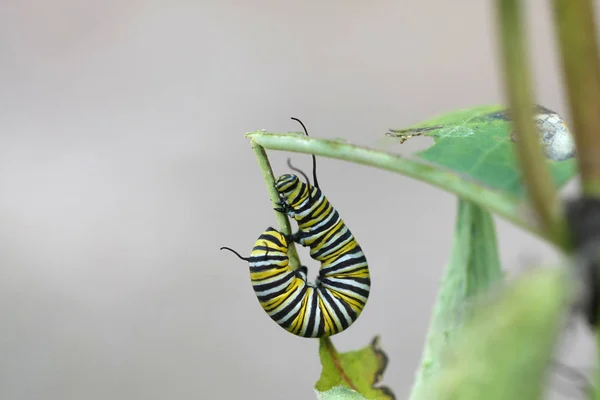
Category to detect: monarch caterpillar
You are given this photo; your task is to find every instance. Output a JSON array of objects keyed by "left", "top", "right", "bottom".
[
  {"left": 220, "top": 118, "right": 370, "bottom": 337},
  {"left": 273, "top": 119, "right": 370, "bottom": 287},
  {"left": 220, "top": 226, "right": 368, "bottom": 337}
]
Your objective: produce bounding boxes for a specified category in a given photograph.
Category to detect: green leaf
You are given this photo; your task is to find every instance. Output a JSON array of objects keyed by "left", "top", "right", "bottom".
[
  {"left": 409, "top": 200, "right": 503, "bottom": 400},
  {"left": 423, "top": 267, "right": 572, "bottom": 400},
  {"left": 386, "top": 104, "right": 577, "bottom": 198},
  {"left": 314, "top": 337, "right": 395, "bottom": 400}
]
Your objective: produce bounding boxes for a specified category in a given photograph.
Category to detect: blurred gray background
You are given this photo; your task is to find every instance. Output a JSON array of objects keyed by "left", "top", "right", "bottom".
[{"left": 0, "top": 1, "right": 597, "bottom": 399}]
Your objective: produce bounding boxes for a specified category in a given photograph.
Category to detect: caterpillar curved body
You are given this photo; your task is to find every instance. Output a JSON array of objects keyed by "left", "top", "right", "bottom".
[
  {"left": 221, "top": 117, "right": 370, "bottom": 338},
  {"left": 221, "top": 226, "right": 369, "bottom": 337}
]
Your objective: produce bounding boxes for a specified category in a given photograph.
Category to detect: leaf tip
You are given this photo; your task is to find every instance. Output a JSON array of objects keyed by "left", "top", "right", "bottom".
[{"left": 369, "top": 336, "right": 390, "bottom": 387}]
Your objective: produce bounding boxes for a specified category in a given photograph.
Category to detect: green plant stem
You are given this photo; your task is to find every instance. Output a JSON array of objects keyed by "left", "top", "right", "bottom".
[
  {"left": 552, "top": 0, "right": 600, "bottom": 198},
  {"left": 251, "top": 140, "right": 301, "bottom": 271},
  {"left": 551, "top": 2, "right": 600, "bottom": 395},
  {"left": 496, "top": 0, "right": 569, "bottom": 250},
  {"left": 246, "top": 131, "right": 561, "bottom": 248}
]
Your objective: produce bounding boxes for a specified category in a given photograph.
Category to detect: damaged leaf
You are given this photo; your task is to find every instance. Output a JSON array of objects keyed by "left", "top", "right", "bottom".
[
  {"left": 386, "top": 104, "right": 577, "bottom": 198},
  {"left": 315, "top": 337, "right": 395, "bottom": 400}
]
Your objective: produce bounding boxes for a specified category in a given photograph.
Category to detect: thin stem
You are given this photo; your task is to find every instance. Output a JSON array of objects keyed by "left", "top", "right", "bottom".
[
  {"left": 247, "top": 131, "right": 562, "bottom": 249},
  {"left": 251, "top": 141, "right": 301, "bottom": 271},
  {"left": 551, "top": 2, "right": 600, "bottom": 395},
  {"left": 495, "top": 0, "right": 569, "bottom": 249},
  {"left": 552, "top": 0, "right": 600, "bottom": 198}
]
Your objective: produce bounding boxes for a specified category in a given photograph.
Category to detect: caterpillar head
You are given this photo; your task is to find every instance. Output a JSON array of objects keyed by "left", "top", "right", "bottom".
[
  {"left": 273, "top": 118, "right": 320, "bottom": 213},
  {"left": 275, "top": 174, "right": 308, "bottom": 209}
]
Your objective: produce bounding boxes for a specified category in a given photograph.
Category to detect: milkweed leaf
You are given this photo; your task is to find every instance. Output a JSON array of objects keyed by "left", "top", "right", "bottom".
[
  {"left": 315, "top": 337, "right": 395, "bottom": 400},
  {"left": 386, "top": 104, "right": 576, "bottom": 198}
]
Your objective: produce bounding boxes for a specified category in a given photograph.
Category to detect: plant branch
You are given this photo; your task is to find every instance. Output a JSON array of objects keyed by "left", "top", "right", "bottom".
[
  {"left": 551, "top": 2, "right": 600, "bottom": 397},
  {"left": 246, "top": 131, "right": 562, "bottom": 248},
  {"left": 552, "top": 0, "right": 600, "bottom": 198},
  {"left": 495, "top": 0, "right": 569, "bottom": 249},
  {"left": 251, "top": 140, "right": 301, "bottom": 271}
]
